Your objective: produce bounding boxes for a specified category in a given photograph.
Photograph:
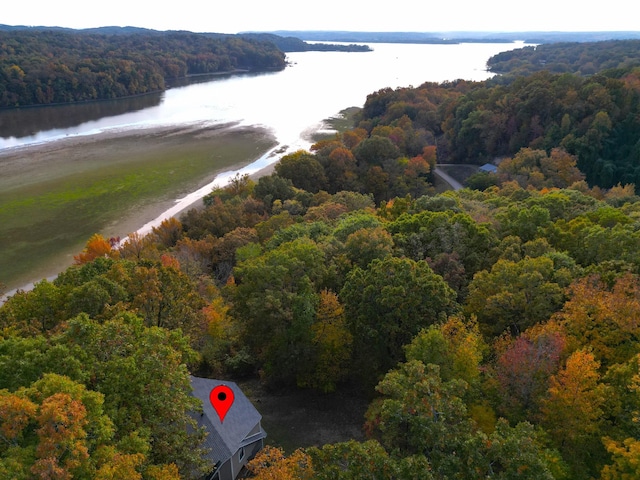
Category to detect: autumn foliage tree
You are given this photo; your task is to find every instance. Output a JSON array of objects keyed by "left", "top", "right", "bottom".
[
  {"left": 364, "top": 360, "right": 557, "bottom": 478},
  {"left": 554, "top": 273, "right": 640, "bottom": 366},
  {"left": 0, "top": 312, "right": 206, "bottom": 478},
  {"left": 404, "top": 315, "right": 485, "bottom": 387},
  {"left": 246, "top": 446, "right": 314, "bottom": 480},
  {"left": 493, "top": 321, "right": 567, "bottom": 422},
  {"left": 540, "top": 349, "right": 609, "bottom": 477},
  {"left": 296, "top": 290, "right": 352, "bottom": 393},
  {"left": 74, "top": 234, "right": 117, "bottom": 265},
  {"left": 0, "top": 373, "right": 149, "bottom": 480},
  {"left": 498, "top": 147, "right": 584, "bottom": 189},
  {"left": 601, "top": 436, "right": 640, "bottom": 480}
]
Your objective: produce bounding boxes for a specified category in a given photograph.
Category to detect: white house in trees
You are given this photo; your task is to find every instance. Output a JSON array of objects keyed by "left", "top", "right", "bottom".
[{"left": 190, "top": 376, "right": 267, "bottom": 480}]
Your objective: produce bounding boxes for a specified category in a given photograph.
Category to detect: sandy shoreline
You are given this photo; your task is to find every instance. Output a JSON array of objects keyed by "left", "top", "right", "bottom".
[{"left": 1, "top": 122, "right": 282, "bottom": 297}]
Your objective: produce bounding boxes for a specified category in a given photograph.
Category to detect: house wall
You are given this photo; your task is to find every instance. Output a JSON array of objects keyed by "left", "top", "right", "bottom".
[
  {"left": 229, "top": 439, "right": 263, "bottom": 479},
  {"left": 206, "top": 460, "right": 232, "bottom": 480},
  {"left": 245, "top": 438, "right": 263, "bottom": 461}
]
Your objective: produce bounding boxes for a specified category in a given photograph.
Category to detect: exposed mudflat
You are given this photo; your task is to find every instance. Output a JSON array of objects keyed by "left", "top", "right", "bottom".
[{"left": 0, "top": 122, "right": 278, "bottom": 293}]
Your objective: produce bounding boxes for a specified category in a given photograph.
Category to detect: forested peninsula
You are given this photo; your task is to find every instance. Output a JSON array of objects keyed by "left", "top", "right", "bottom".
[
  {"left": 4, "top": 37, "right": 640, "bottom": 479},
  {"left": 488, "top": 39, "right": 640, "bottom": 75},
  {"left": 0, "top": 29, "right": 287, "bottom": 107},
  {"left": 238, "top": 32, "right": 371, "bottom": 53}
]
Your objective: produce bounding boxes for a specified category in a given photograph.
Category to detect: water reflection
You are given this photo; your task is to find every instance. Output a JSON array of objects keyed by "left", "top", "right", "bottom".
[
  {"left": 166, "top": 69, "right": 275, "bottom": 89},
  {"left": 0, "top": 93, "right": 163, "bottom": 139},
  {"left": 0, "top": 70, "right": 281, "bottom": 142}
]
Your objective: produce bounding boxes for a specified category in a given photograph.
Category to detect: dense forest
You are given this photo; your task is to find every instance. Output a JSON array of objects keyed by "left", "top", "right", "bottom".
[
  {"left": 487, "top": 40, "right": 640, "bottom": 75},
  {"left": 4, "top": 39, "right": 640, "bottom": 479},
  {"left": 352, "top": 64, "right": 640, "bottom": 188},
  {"left": 3, "top": 148, "right": 640, "bottom": 479},
  {"left": 0, "top": 29, "right": 286, "bottom": 107}
]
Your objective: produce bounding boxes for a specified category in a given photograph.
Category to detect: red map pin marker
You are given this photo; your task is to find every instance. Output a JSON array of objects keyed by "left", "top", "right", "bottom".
[{"left": 210, "top": 385, "right": 235, "bottom": 423}]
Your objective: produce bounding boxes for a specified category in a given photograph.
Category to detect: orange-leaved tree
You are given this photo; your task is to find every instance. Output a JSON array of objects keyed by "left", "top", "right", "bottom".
[{"left": 74, "top": 234, "right": 117, "bottom": 265}]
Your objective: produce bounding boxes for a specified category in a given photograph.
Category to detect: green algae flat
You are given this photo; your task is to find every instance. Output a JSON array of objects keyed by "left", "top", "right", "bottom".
[{"left": 0, "top": 124, "right": 276, "bottom": 291}]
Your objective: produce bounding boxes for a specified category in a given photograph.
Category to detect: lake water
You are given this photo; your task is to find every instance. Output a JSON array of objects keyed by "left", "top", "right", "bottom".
[{"left": 0, "top": 41, "right": 529, "bottom": 153}]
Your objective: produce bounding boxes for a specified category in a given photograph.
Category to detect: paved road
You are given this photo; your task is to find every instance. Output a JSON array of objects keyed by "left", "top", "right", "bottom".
[{"left": 434, "top": 167, "right": 464, "bottom": 190}]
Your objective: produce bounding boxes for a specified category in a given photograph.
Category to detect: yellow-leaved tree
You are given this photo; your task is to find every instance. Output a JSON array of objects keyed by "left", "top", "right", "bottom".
[
  {"left": 297, "top": 289, "right": 352, "bottom": 393},
  {"left": 246, "top": 446, "right": 314, "bottom": 480},
  {"left": 540, "top": 349, "right": 609, "bottom": 477}
]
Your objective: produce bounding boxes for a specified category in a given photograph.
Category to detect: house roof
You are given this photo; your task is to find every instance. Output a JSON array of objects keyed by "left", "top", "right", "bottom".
[
  {"left": 190, "top": 376, "right": 266, "bottom": 466},
  {"left": 479, "top": 163, "right": 498, "bottom": 173}
]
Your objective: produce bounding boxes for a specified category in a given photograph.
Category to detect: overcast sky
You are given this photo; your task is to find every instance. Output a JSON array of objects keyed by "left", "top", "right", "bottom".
[{"left": 3, "top": 0, "right": 638, "bottom": 34}]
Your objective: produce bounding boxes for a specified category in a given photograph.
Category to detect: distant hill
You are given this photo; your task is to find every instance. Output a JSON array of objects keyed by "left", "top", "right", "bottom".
[
  {"left": 268, "top": 30, "right": 640, "bottom": 44},
  {"left": 5, "top": 25, "right": 638, "bottom": 47},
  {"left": 496, "top": 31, "right": 640, "bottom": 43},
  {"left": 0, "top": 24, "right": 160, "bottom": 35},
  {"left": 0, "top": 25, "right": 371, "bottom": 53},
  {"left": 268, "top": 31, "right": 504, "bottom": 44},
  {"left": 239, "top": 32, "right": 371, "bottom": 52}
]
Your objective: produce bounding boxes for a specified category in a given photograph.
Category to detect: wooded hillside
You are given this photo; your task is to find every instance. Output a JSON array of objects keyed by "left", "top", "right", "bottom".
[
  {"left": 0, "top": 30, "right": 286, "bottom": 107},
  {"left": 354, "top": 65, "right": 640, "bottom": 189},
  {"left": 487, "top": 39, "right": 640, "bottom": 75}
]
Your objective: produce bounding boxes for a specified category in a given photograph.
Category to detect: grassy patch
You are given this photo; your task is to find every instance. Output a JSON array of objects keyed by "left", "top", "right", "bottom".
[
  {"left": 0, "top": 127, "right": 276, "bottom": 290},
  {"left": 325, "top": 107, "right": 362, "bottom": 132},
  {"left": 310, "top": 107, "right": 361, "bottom": 143}
]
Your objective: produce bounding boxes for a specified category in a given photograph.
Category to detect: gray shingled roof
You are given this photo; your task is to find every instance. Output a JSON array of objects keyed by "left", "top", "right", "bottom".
[{"left": 190, "top": 376, "right": 265, "bottom": 466}]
